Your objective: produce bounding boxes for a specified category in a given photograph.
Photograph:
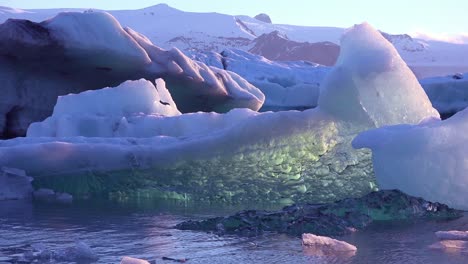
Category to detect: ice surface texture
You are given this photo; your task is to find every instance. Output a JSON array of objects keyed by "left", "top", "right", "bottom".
[
  {"left": 318, "top": 23, "right": 439, "bottom": 127},
  {"left": 27, "top": 79, "right": 180, "bottom": 137},
  {"left": 0, "top": 23, "right": 437, "bottom": 203}
]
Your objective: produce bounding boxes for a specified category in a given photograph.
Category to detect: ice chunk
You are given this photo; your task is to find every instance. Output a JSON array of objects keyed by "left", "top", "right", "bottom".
[
  {"left": 436, "top": 231, "right": 468, "bottom": 241},
  {"left": 302, "top": 233, "right": 357, "bottom": 252},
  {"left": 44, "top": 11, "right": 151, "bottom": 69},
  {"left": 121, "top": 256, "right": 151, "bottom": 264},
  {"left": 33, "top": 188, "right": 73, "bottom": 203},
  {"left": 0, "top": 23, "right": 438, "bottom": 203},
  {"left": 27, "top": 79, "right": 180, "bottom": 137},
  {"left": 353, "top": 108, "right": 468, "bottom": 210},
  {"left": 0, "top": 167, "right": 33, "bottom": 200},
  {"left": 318, "top": 22, "right": 439, "bottom": 127},
  {"left": 429, "top": 240, "right": 468, "bottom": 250}
]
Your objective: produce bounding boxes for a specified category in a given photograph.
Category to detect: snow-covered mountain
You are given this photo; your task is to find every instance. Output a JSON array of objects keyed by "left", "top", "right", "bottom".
[
  {"left": 249, "top": 31, "right": 340, "bottom": 66},
  {"left": 1, "top": 4, "right": 468, "bottom": 78}
]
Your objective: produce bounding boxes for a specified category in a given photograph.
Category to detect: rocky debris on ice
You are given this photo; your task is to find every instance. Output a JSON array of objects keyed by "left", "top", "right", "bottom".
[
  {"left": 176, "top": 190, "right": 461, "bottom": 236},
  {"left": 0, "top": 23, "right": 438, "bottom": 203},
  {"left": 33, "top": 188, "right": 73, "bottom": 203},
  {"left": 192, "top": 48, "right": 330, "bottom": 111},
  {"left": 353, "top": 105, "right": 468, "bottom": 210},
  {"left": 19, "top": 241, "right": 98, "bottom": 263},
  {"left": 121, "top": 256, "right": 153, "bottom": 264},
  {"left": 302, "top": 233, "right": 357, "bottom": 252},
  {"left": 0, "top": 11, "right": 264, "bottom": 138},
  {"left": 0, "top": 167, "right": 33, "bottom": 200}
]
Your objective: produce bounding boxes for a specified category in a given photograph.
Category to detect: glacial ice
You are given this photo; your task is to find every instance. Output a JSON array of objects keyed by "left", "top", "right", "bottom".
[
  {"left": 121, "top": 256, "right": 151, "bottom": 264},
  {"left": 44, "top": 11, "right": 151, "bottom": 70},
  {"left": 302, "top": 233, "right": 357, "bottom": 252},
  {"left": 28, "top": 79, "right": 180, "bottom": 137},
  {"left": 0, "top": 167, "right": 33, "bottom": 200},
  {"left": 353, "top": 107, "right": 468, "bottom": 210},
  {"left": 429, "top": 240, "right": 468, "bottom": 251},
  {"left": 318, "top": 22, "right": 439, "bottom": 127},
  {"left": 436, "top": 231, "right": 468, "bottom": 241},
  {"left": 0, "top": 11, "right": 264, "bottom": 138},
  {"left": 192, "top": 49, "right": 330, "bottom": 111},
  {"left": 0, "top": 23, "right": 438, "bottom": 203}
]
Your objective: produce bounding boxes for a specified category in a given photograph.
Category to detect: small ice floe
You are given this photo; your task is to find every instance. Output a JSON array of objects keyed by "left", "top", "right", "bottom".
[
  {"left": 33, "top": 188, "right": 73, "bottom": 203},
  {"left": 429, "top": 240, "right": 468, "bottom": 250},
  {"left": 430, "top": 230, "right": 468, "bottom": 251},
  {"left": 120, "top": 256, "right": 151, "bottom": 264},
  {"left": 0, "top": 167, "right": 33, "bottom": 200},
  {"left": 19, "top": 241, "right": 98, "bottom": 262},
  {"left": 435, "top": 231, "right": 468, "bottom": 241},
  {"left": 302, "top": 233, "right": 357, "bottom": 257}
]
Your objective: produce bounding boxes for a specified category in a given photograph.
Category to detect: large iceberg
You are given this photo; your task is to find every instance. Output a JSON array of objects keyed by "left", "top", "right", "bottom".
[
  {"left": 0, "top": 11, "right": 264, "bottom": 138},
  {"left": 353, "top": 107, "right": 468, "bottom": 210},
  {"left": 0, "top": 23, "right": 438, "bottom": 204}
]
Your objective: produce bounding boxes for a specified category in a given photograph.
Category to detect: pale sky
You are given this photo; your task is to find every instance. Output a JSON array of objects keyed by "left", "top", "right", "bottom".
[{"left": 1, "top": 0, "right": 467, "bottom": 38}]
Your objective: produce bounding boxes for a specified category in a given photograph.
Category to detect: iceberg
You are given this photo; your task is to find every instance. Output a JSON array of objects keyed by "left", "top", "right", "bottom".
[
  {"left": 0, "top": 23, "right": 438, "bottom": 203},
  {"left": 0, "top": 11, "right": 264, "bottom": 138},
  {"left": 353, "top": 107, "right": 468, "bottom": 210},
  {"left": 28, "top": 79, "right": 180, "bottom": 137}
]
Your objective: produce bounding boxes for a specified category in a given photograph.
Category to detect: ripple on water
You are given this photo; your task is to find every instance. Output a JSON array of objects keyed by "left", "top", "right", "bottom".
[{"left": 1, "top": 200, "right": 468, "bottom": 263}]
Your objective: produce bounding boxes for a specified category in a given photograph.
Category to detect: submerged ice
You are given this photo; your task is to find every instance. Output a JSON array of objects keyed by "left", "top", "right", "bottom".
[{"left": 0, "top": 23, "right": 438, "bottom": 203}]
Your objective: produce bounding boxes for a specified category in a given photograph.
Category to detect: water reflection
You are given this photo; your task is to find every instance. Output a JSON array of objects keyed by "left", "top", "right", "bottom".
[{"left": 0, "top": 199, "right": 467, "bottom": 263}]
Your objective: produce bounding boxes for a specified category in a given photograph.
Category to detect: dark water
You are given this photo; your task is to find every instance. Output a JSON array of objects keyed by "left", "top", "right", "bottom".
[{"left": 1, "top": 199, "right": 468, "bottom": 264}]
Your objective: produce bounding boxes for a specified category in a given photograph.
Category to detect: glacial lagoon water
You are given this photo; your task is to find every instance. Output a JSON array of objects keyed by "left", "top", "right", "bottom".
[{"left": 1, "top": 199, "right": 468, "bottom": 264}]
